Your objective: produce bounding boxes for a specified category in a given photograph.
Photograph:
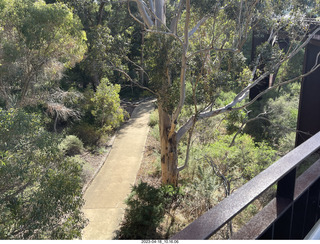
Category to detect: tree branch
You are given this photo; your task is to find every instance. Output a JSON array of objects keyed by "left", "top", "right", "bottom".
[
  {"left": 204, "top": 155, "right": 235, "bottom": 237},
  {"left": 112, "top": 67, "right": 156, "bottom": 95},
  {"left": 188, "top": 16, "right": 210, "bottom": 38},
  {"left": 127, "top": 1, "right": 146, "bottom": 26},
  {"left": 178, "top": 43, "right": 210, "bottom": 171},
  {"left": 170, "top": 0, "right": 184, "bottom": 34},
  {"left": 124, "top": 56, "right": 151, "bottom": 81},
  {"left": 1, "top": 181, "right": 32, "bottom": 202},
  {"left": 232, "top": 54, "right": 320, "bottom": 111},
  {"left": 149, "top": 0, "right": 155, "bottom": 15},
  {"left": 229, "top": 111, "right": 269, "bottom": 147},
  {"left": 200, "top": 26, "right": 320, "bottom": 117},
  {"left": 170, "top": 0, "right": 190, "bottom": 137},
  {"left": 204, "top": 156, "right": 230, "bottom": 197},
  {"left": 98, "top": 2, "right": 106, "bottom": 25},
  {"left": 177, "top": 36, "right": 320, "bottom": 143},
  {"left": 155, "top": 0, "right": 165, "bottom": 28},
  {"left": 177, "top": 126, "right": 194, "bottom": 172},
  {"left": 145, "top": 29, "right": 183, "bottom": 45},
  {"left": 128, "top": 0, "right": 154, "bottom": 28},
  {"left": 187, "top": 47, "right": 238, "bottom": 60}
]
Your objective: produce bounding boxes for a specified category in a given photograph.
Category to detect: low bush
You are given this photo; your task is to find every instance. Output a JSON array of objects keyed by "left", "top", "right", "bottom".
[
  {"left": 148, "top": 109, "right": 159, "bottom": 127},
  {"left": 115, "top": 182, "right": 182, "bottom": 239},
  {"left": 150, "top": 124, "right": 160, "bottom": 141},
  {"left": 70, "top": 123, "right": 102, "bottom": 146},
  {"left": 91, "top": 78, "right": 124, "bottom": 133},
  {"left": 59, "top": 135, "right": 84, "bottom": 156}
]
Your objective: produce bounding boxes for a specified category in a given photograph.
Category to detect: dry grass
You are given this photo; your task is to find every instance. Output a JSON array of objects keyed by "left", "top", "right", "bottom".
[{"left": 135, "top": 129, "right": 162, "bottom": 187}]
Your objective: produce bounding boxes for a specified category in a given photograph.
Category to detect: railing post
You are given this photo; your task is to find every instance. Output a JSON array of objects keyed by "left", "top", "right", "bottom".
[
  {"left": 295, "top": 26, "right": 320, "bottom": 146},
  {"left": 277, "top": 169, "right": 296, "bottom": 201},
  {"left": 274, "top": 168, "right": 296, "bottom": 239},
  {"left": 277, "top": 168, "right": 296, "bottom": 209}
]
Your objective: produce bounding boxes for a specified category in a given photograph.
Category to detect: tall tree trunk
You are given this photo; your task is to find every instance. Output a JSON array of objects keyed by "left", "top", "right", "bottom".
[
  {"left": 158, "top": 104, "right": 179, "bottom": 186},
  {"left": 140, "top": 28, "right": 145, "bottom": 86},
  {"left": 54, "top": 113, "right": 58, "bottom": 133}
]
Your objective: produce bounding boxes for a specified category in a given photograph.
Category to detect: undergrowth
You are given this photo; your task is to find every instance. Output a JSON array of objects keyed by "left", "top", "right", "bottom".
[
  {"left": 119, "top": 82, "right": 300, "bottom": 239},
  {"left": 115, "top": 182, "right": 183, "bottom": 239}
]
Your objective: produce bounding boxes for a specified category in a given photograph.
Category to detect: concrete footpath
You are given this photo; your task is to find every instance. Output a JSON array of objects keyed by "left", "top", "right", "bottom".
[{"left": 81, "top": 99, "right": 155, "bottom": 240}]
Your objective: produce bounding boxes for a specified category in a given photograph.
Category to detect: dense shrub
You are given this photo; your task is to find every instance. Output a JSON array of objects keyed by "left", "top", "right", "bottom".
[
  {"left": 70, "top": 123, "right": 102, "bottom": 146},
  {"left": 91, "top": 78, "right": 124, "bottom": 133},
  {"left": 115, "top": 182, "right": 182, "bottom": 239},
  {"left": 0, "top": 108, "right": 86, "bottom": 239},
  {"left": 181, "top": 165, "right": 219, "bottom": 221},
  {"left": 204, "top": 134, "right": 277, "bottom": 180},
  {"left": 59, "top": 135, "right": 84, "bottom": 156},
  {"left": 244, "top": 79, "right": 300, "bottom": 144},
  {"left": 179, "top": 133, "right": 277, "bottom": 224}
]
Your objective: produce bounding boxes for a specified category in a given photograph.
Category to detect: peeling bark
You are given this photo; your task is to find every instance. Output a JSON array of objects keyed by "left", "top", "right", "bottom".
[{"left": 159, "top": 104, "right": 178, "bottom": 186}]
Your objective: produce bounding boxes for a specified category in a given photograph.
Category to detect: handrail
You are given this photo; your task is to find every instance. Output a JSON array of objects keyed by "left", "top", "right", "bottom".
[
  {"left": 171, "top": 131, "right": 320, "bottom": 240},
  {"left": 304, "top": 219, "right": 320, "bottom": 240}
]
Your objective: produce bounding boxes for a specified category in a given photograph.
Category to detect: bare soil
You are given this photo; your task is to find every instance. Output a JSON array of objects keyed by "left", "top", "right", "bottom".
[{"left": 135, "top": 129, "right": 162, "bottom": 187}]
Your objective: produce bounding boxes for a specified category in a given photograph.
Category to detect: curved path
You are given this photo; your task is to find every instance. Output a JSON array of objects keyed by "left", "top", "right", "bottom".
[{"left": 82, "top": 99, "right": 155, "bottom": 240}]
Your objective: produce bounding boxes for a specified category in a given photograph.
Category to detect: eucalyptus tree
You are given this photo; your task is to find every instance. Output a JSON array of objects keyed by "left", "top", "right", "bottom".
[
  {"left": 0, "top": 0, "right": 87, "bottom": 108},
  {"left": 48, "top": 0, "right": 141, "bottom": 91},
  {"left": 126, "top": 0, "right": 320, "bottom": 186}
]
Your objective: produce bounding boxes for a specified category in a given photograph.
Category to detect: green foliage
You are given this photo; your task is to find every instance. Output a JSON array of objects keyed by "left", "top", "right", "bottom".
[
  {"left": 0, "top": 108, "right": 42, "bottom": 150},
  {"left": 20, "top": 1, "right": 86, "bottom": 60},
  {"left": 244, "top": 42, "right": 302, "bottom": 144},
  {"left": 181, "top": 165, "right": 219, "bottom": 220},
  {"left": 115, "top": 182, "right": 182, "bottom": 239},
  {"left": 0, "top": 0, "right": 87, "bottom": 107},
  {"left": 264, "top": 91, "right": 299, "bottom": 143},
  {"left": 175, "top": 132, "right": 277, "bottom": 227},
  {"left": 206, "top": 134, "right": 277, "bottom": 180},
  {"left": 181, "top": 133, "right": 277, "bottom": 189},
  {"left": 275, "top": 49, "right": 304, "bottom": 82},
  {"left": 278, "top": 132, "right": 296, "bottom": 155},
  {"left": 225, "top": 109, "right": 246, "bottom": 134},
  {"left": 256, "top": 42, "right": 283, "bottom": 73},
  {"left": 0, "top": 0, "right": 310, "bottom": 238},
  {"left": 144, "top": 33, "right": 181, "bottom": 113},
  {"left": 0, "top": 108, "right": 87, "bottom": 239},
  {"left": 80, "top": 24, "right": 120, "bottom": 84},
  {"left": 148, "top": 109, "right": 159, "bottom": 127},
  {"left": 70, "top": 122, "right": 102, "bottom": 147},
  {"left": 91, "top": 78, "right": 125, "bottom": 133},
  {"left": 58, "top": 0, "right": 138, "bottom": 92},
  {"left": 214, "top": 91, "right": 238, "bottom": 108},
  {"left": 59, "top": 135, "right": 84, "bottom": 156},
  {"left": 244, "top": 82, "right": 300, "bottom": 146}
]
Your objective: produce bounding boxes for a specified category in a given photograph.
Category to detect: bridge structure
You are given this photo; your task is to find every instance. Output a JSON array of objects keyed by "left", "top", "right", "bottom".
[{"left": 171, "top": 21, "right": 320, "bottom": 240}]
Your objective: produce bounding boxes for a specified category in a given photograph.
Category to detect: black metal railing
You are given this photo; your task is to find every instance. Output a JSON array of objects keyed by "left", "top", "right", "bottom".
[
  {"left": 305, "top": 219, "right": 320, "bottom": 239},
  {"left": 171, "top": 131, "right": 320, "bottom": 240}
]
